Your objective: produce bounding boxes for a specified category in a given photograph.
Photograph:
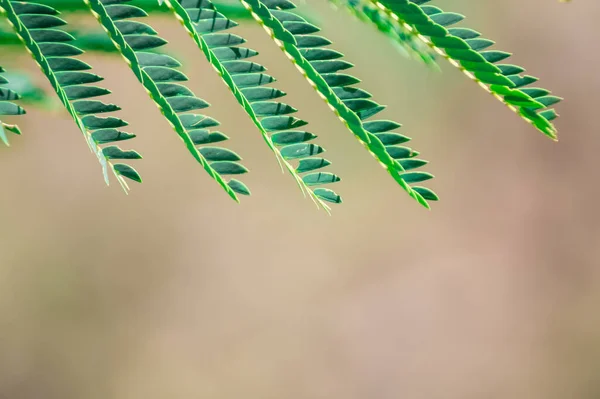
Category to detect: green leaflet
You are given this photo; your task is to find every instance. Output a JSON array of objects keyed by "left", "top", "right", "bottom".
[
  {"left": 241, "top": 0, "right": 437, "bottom": 208},
  {"left": 0, "top": 65, "right": 25, "bottom": 146},
  {"left": 85, "top": 0, "right": 250, "bottom": 201},
  {"left": 331, "top": 0, "right": 437, "bottom": 67},
  {"left": 0, "top": 26, "right": 120, "bottom": 52},
  {"left": 0, "top": 0, "right": 141, "bottom": 188},
  {"left": 372, "top": 0, "right": 561, "bottom": 140},
  {"left": 163, "top": 0, "right": 342, "bottom": 212}
]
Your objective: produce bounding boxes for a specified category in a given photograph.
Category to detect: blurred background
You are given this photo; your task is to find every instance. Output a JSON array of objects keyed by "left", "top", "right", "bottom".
[{"left": 1, "top": 0, "right": 599, "bottom": 398}]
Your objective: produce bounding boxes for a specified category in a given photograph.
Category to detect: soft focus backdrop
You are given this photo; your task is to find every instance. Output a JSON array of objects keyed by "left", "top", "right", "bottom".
[{"left": 1, "top": 1, "right": 599, "bottom": 398}]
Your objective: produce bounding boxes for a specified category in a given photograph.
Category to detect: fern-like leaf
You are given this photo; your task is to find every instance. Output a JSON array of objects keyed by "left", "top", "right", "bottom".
[
  {"left": 162, "top": 0, "right": 342, "bottom": 211},
  {"left": 372, "top": 0, "right": 561, "bottom": 140},
  {"left": 0, "top": 65, "right": 25, "bottom": 146},
  {"left": 241, "top": 0, "right": 437, "bottom": 208},
  {"left": 331, "top": 0, "right": 436, "bottom": 66},
  {"left": 0, "top": 0, "right": 142, "bottom": 189},
  {"left": 86, "top": 0, "right": 250, "bottom": 201}
]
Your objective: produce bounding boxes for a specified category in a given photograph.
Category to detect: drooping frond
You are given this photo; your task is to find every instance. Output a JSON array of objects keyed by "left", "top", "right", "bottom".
[
  {"left": 0, "top": 65, "right": 25, "bottom": 146},
  {"left": 371, "top": 0, "right": 562, "bottom": 140},
  {"left": 240, "top": 0, "right": 437, "bottom": 208},
  {"left": 161, "top": 0, "right": 343, "bottom": 211},
  {"left": 331, "top": 0, "right": 436, "bottom": 67},
  {"left": 0, "top": 0, "right": 142, "bottom": 189},
  {"left": 85, "top": 0, "right": 250, "bottom": 201}
]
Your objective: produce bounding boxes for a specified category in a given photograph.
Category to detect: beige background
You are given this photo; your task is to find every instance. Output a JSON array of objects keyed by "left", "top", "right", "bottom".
[{"left": 1, "top": 1, "right": 599, "bottom": 398}]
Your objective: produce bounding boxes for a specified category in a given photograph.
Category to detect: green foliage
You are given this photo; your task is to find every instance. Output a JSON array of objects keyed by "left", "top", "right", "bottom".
[
  {"left": 371, "top": 0, "right": 561, "bottom": 140},
  {"left": 0, "top": 66, "right": 25, "bottom": 146},
  {"left": 85, "top": 0, "right": 250, "bottom": 200},
  {"left": 0, "top": 0, "right": 565, "bottom": 212},
  {"left": 1, "top": 71, "right": 49, "bottom": 106},
  {"left": 30, "top": 0, "right": 252, "bottom": 17},
  {"left": 240, "top": 0, "right": 437, "bottom": 208},
  {"left": 0, "top": 25, "right": 119, "bottom": 51},
  {"left": 331, "top": 0, "right": 436, "bottom": 66},
  {"left": 0, "top": 0, "right": 141, "bottom": 189},
  {"left": 163, "top": 0, "right": 342, "bottom": 211}
]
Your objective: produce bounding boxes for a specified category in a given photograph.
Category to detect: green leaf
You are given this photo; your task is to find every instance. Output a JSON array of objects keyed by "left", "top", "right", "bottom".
[
  {"left": 0, "top": 0, "right": 142, "bottom": 187},
  {"left": 240, "top": 0, "right": 437, "bottom": 208},
  {"left": 86, "top": 0, "right": 251, "bottom": 201},
  {"left": 373, "top": 0, "right": 560, "bottom": 140},
  {"left": 163, "top": 0, "right": 344, "bottom": 212},
  {"left": 330, "top": 0, "right": 437, "bottom": 67},
  {"left": 0, "top": 66, "right": 26, "bottom": 146}
]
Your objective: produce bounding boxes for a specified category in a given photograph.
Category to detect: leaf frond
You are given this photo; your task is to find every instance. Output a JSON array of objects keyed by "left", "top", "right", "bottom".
[
  {"left": 85, "top": 0, "right": 251, "bottom": 201},
  {"left": 162, "top": 0, "right": 343, "bottom": 211},
  {"left": 331, "top": 0, "right": 437, "bottom": 67},
  {"left": 240, "top": 0, "right": 437, "bottom": 208},
  {"left": 0, "top": 0, "right": 142, "bottom": 189},
  {"left": 371, "top": 0, "right": 561, "bottom": 140}
]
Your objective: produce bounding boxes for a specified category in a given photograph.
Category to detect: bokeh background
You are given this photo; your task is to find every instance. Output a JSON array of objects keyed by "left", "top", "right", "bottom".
[{"left": 1, "top": 0, "right": 599, "bottom": 398}]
